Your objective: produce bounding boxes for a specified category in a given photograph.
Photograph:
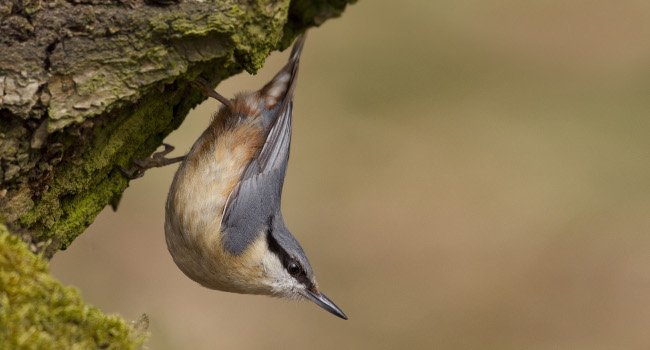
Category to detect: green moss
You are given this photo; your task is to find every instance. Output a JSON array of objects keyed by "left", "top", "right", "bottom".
[
  {"left": 21, "top": 0, "right": 41, "bottom": 15},
  {"left": 21, "top": 85, "right": 197, "bottom": 250},
  {"left": 0, "top": 225, "right": 147, "bottom": 348},
  {"left": 16, "top": 0, "right": 355, "bottom": 254}
]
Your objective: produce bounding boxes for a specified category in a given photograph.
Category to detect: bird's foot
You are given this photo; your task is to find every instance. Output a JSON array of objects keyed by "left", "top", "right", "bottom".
[
  {"left": 192, "top": 78, "right": 233, "bottom": 110},
  {"left": 120, "top": 143, "right": 185, "bottom": 179}
]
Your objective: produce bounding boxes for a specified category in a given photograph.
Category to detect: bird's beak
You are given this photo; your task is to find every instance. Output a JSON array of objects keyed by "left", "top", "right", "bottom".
[{"left": 304, "top": 289, "right": 348, "bottom": 320}]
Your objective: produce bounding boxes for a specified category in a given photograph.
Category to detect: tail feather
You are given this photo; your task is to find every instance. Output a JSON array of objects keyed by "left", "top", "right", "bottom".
[{"left": 261, "top": 34, "right": 307, "bottom": 109}]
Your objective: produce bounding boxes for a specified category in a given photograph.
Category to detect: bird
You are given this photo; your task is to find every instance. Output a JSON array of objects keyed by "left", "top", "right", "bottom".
[{"left": 161, "top": 35, "right": 347, "bottom": 320}]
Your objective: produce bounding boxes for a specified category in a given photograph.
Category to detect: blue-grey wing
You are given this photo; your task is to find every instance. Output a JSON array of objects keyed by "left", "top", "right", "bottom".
[
  {"left": 243, "top": 102, "right": 292, "bottom": 191},
  {"left": 220, "top": 35, "right": 304, "bottom": 255},
  {"left": 221, "top": 103, "right": 293, "bottom": 255}
]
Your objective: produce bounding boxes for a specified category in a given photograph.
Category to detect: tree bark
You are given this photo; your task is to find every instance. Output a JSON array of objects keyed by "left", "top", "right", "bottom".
[
  {"left": 0, "top": 0, "right": 353, "bottom": 346},
  {"left": 0, "top": 0, "right": 353, "bottom": 254}
]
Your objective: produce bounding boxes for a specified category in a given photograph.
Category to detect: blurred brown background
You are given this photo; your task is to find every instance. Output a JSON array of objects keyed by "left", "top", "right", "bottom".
[{"left": 51, "top": 1, "right": 650, "bottom": 349}]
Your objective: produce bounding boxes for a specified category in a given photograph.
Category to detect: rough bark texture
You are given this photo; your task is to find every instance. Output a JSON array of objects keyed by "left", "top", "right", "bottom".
[
  {"left": 0, "top": 0, "right": 354, "bottom": 255},
  {"left": 0, "top": 0, "right": 353, "bottom": 346}
]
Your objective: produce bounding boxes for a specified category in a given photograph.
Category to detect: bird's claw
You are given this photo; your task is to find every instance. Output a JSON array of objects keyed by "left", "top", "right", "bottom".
[
  {"left": 119, "top": 143, "right": 185, "bottom": 180},
  {"left": 192, "top": 78, "right": 233, "bottom": 110}
]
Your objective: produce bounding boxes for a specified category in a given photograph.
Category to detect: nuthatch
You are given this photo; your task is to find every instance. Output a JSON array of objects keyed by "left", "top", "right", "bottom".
[{"left": 160, "top": 35, "right": 347, "bottom": 319}]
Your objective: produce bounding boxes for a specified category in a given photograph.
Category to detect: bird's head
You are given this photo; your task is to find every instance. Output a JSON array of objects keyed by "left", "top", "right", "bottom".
[{"left": 233, "top": 214, "right": 347, "bottom": 320}]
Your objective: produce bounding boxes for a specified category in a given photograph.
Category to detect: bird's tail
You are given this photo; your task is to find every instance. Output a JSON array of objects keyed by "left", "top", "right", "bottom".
[
  {"left": 290, "top": 33, "right": 307, "bottom": 63},
  {"left": 261, "top": 33, "right": 307, "bottom": 109}
]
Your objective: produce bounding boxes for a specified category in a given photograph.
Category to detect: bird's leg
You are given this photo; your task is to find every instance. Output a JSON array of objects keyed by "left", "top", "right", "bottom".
[
  {"left": 120, "top": 143, "right": 186, "bottom": 179},
  {"left": 192, "top": 78, "right": 234, "bottom": 110}
]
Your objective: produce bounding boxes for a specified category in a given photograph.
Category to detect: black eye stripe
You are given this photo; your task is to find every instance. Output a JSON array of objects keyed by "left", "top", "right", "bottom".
[
  {"left": 265, "top": 218, "right": 312, "bottom": 288},
  {"left": 266, "top": 227, "right": 303, "bottom": 274}
]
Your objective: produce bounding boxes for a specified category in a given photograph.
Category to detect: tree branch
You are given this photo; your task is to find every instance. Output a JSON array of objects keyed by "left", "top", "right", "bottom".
[
  {"left": 0, "top": 0, "right": 353, "bottom": 346},
  {"left": 0, "top": 0, "right": 354, "bottom": 256}
]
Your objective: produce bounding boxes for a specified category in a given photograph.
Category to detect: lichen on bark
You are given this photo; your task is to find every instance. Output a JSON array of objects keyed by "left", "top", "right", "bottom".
[
  {"left": 0, "top": 0, "right": 353, "bottom": 344},
  {"left": 0, "top": 0, "right": 354, "bottom": 255}
]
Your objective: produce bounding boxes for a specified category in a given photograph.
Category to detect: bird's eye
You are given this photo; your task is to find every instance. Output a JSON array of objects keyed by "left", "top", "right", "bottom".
[{"left": 287, "top": 261, "right": 301, "bottom": 276}]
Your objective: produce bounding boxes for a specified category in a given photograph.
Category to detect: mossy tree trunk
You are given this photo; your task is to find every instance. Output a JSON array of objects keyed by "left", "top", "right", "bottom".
[{"left": 0, "top": 0, "right": 353, "bottom": 346}]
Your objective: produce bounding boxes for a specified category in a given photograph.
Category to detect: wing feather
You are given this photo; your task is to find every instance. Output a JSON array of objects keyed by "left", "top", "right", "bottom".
[{"left": 220, "top": 35, "right": 304, "bottom": 255}]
